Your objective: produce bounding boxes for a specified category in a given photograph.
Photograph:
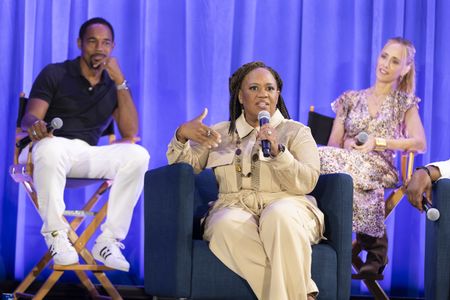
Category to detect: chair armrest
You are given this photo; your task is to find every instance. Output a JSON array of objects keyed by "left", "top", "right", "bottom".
[
  {"left": 144, "top": 163, "right": 195, "bottom": 296},
  {"left": 425, "top": 178, "right": 450, "bottom": 299},
  {"left": 310, "top": 173, "right": 353, "bottom": 300}
]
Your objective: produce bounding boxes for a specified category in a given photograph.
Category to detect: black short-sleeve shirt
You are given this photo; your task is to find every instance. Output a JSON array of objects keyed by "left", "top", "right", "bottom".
[{"left": 29, "top": 57, "right": 118, "bottom": 146}]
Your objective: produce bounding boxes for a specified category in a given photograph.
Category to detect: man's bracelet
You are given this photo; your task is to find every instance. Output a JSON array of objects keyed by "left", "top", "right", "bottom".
[{"left": 416, "top": 166, "right": 433, "bottom": 183}]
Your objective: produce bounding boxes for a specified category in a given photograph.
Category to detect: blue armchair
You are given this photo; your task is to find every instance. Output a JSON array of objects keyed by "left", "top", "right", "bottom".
[
  {"left": 425, "top": 178, "right": 450, "bottom": 300},
  {"left": 144, "top": 163, "right": 353, "bottom": 300}
]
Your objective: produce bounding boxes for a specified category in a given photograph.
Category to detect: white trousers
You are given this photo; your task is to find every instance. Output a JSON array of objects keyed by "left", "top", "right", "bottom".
[
  {"left": 203, "top": 198, "right": 321, "bottom": 300},
  {"left": 20, "top": 137, "right": 150, "bottom": 240}
]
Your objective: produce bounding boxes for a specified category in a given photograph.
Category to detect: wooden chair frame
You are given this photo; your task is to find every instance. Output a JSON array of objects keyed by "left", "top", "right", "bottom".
[{"left": 9, "top": 94, "right": 122, "bottom": 300}]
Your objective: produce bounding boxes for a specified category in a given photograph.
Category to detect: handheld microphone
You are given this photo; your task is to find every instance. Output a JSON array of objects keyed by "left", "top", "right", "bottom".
[
  {"left": 258, "top": 111, "right": 271, "bottom": 157},
  {"left": 355, "top": 131, "right": 369, "bottom": 146},
  {"left": 422, "top": 197, "right": 440, "bottom": 221},
  {"left": 16, "top": 117, "right": 63, "bottom": 149}
]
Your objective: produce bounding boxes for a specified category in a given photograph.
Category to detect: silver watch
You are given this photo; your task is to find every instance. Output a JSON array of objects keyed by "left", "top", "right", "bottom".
[{"left": 116, "top": 80, "right": 129, "bottom": 91}]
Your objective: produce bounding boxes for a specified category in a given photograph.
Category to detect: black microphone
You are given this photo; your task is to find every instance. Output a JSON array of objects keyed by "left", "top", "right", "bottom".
[
  {"left": 355, "top": 131, "right": 369, "bottom": 146},
  {"left": 422, "top": 197, "right": 440, "bottom": 221},
  {"left": 258, "top": 111, "right": 271, "bottom": 157},
  {"left": 16, "top": 117, "right": 63, "bottom": 149}
]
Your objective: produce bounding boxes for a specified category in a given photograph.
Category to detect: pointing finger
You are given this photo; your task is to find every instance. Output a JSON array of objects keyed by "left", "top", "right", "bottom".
[{"left": 196, "top": 108, "right": 208, "bottom": 122}]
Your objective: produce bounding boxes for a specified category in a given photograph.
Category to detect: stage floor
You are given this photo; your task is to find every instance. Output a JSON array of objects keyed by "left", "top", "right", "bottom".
[{"left": 0, "top": 281, "right": 424, "bottom": 300}]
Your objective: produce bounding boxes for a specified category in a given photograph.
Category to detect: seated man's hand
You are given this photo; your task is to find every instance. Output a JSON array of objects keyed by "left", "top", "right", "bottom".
[
  {"left": 113, "top": 136, "right": 141, "bottom": 144},
  {"left": 28, "top": 119, "right": 52, "bottom": 142},
  {"left": 406, "top": 168, "right": 432, "bottom": 212}
]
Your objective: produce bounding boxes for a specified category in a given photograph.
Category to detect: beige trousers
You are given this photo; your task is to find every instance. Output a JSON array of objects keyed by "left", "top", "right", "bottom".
[{"left": 203, "top": 198, "right": 321, "bottom": 300}]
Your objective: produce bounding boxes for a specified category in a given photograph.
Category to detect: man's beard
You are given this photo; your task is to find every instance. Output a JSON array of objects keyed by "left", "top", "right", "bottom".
[{"left": 88, "top": 54, "right": 106, "bottom": 70}]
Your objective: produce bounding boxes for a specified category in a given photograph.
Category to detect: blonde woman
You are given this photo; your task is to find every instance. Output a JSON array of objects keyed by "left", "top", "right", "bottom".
[{"left": 319, "top": 37, "right": 426, "bottom": 276}]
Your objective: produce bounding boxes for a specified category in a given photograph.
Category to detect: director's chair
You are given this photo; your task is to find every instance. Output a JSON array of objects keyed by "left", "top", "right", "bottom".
[
  {"left": 308, "top": 105, "right": 415, "bottom": 300},
  {"left": 9, "top": 93, "right": 122, "bottom": 300}
]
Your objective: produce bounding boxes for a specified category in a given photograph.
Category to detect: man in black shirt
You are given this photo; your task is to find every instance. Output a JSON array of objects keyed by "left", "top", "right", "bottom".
[{"left": 20, "top": 17, "right": 149, "bottom": 272}]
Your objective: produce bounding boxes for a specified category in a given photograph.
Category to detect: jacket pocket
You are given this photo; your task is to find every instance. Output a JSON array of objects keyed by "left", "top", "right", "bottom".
[
  {"left": 206, "top": 151, "right": 238, "bottom": 192},
  {"left": 206, "top": 151, "right": 234, "bottom": 168}
]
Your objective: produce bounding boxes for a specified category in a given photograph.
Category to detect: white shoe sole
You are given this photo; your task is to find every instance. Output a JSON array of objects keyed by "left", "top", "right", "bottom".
[
  {"left": 93, "top": 252, "right": 129, "bottom": 272},
  {"left": 53, "top": 256, "right": 79, "bottom": 266}
]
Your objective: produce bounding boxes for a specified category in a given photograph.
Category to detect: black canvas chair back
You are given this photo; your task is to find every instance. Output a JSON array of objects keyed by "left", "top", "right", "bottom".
[{"left": 307, "top": 106, "right": 334, "bottom": 146}]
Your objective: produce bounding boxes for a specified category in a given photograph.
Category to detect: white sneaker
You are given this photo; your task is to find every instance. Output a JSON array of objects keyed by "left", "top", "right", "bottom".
[
  {"left": 44, "top": 230, "right": 78, "bottom": 265},
  {"left": 92, "top": 238, "right": 130, "bottom": 272}
]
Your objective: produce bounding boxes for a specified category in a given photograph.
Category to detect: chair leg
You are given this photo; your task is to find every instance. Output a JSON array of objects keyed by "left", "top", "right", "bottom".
[
  {"left": 33, "top": 270, "right": 64, "bottom": 300},
  {"left": 92, "top": 271, "right": 123, "bottom": 300},
  {"left": 13, "top": 252, "right": 53, "bottom": 295},
  {"left": 74, "top": 270, "right": 102, "bottom": 298},
  {"left": 352, "top": 237, "right": 390, "bottom": 300},
  {"left": 361, "top": 281, "right": 390, "bottom": 300},
  {"left": 70, "top": 202, "right": 108, "bottom": 254}
]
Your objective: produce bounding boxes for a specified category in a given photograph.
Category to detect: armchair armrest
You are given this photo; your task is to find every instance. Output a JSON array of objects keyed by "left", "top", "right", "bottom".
[
  {"left": 425, "top": 178, "right": 450, "bottom": 300},
  {"left": 310, "top": 173, "right": 353, "bottom": 300},
  {"left": 144, "top": 163, "right": 195, "bottom": 296}
]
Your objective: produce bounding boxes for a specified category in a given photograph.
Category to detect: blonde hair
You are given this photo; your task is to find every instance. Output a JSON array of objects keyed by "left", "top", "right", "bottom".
[{"left": 384, "top": 37, "right": 416, "bottom": 94}]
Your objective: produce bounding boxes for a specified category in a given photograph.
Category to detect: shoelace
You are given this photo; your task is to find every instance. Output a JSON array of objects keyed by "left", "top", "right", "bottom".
[
  {"left": 99, "top": 240, "right": 125, "bottom": 259},
  {"left": 50, "top": 234, "right": 73, "bottom": 255}
]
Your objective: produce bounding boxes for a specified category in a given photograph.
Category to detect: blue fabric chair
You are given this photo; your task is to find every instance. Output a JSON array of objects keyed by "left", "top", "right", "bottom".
[
  {"left": 425, "top": 178, "right": 450, "bottom": 300},
  {"left": 144, "top": 163, "right": 353, "bottom": 300}
]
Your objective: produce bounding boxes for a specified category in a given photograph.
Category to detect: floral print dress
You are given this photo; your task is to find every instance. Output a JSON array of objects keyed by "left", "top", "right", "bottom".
[{"left": 319, "top": 89, "right": 420, "bottom": 237}]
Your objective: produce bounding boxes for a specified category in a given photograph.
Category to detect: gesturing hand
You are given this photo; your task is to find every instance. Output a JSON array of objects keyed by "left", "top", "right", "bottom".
[{"left": 176, "top": 108, "right": 222, "bottom": 148}]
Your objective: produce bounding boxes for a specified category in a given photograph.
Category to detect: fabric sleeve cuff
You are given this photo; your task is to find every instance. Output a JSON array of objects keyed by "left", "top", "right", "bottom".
[
  {"left": 427, "top": 160, "right": 450, "bottom": 180},
  {"left": 270, "top": 148, "right": 295, "bottom": 170}
]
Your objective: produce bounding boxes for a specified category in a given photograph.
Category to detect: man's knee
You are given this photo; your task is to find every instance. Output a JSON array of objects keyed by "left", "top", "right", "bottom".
[
  {"left": 131, "top": 144, "right": 150, "bottom": 164},
  {"left": 120, "top": 144, "right": 150, "bottom": 170}
]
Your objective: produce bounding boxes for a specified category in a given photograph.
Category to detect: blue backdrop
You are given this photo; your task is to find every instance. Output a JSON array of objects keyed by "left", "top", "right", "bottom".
[{"left": 1, "top": 0, "right": 449, "bottom": 297}]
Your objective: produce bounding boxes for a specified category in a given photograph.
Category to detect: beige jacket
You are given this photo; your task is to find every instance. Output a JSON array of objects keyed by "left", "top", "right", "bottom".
[{"left": 167, "top": 109, "right": 324, "bottom": 240}]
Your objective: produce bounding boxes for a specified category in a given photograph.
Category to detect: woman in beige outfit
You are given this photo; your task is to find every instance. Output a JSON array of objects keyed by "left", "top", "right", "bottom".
[{"left": 167, "top": 61, "right": 324, "bottom": 300}]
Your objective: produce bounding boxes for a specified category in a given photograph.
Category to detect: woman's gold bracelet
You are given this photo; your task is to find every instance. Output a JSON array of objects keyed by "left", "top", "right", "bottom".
[{"left": 374, "top": 137, "right": 387, "bottom": 151}]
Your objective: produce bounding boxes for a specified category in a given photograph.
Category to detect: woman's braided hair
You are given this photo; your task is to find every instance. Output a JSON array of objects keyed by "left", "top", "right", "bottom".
[{"left": 228, "top": 61, "right": 291, "bottom": 135}]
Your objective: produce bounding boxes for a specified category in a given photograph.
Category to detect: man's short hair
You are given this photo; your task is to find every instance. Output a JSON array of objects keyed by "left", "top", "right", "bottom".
[{"left": 79, "top": 17, "right": 115, "bottom": 41}]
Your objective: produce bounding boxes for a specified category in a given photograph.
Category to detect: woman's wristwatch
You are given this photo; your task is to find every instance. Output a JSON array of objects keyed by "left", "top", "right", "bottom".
[
  {"left": 416, "top": 166, "right": 434, "bottom": 183},
  {"left": 271, "top": 144, "right": 286, "bottom": 158}
]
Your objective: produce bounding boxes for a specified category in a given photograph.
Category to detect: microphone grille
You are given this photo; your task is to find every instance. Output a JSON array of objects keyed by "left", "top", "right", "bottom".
[
  {"left": 356, "top": 131, "right": 368, "bottom": 144},
  {"left": 258, "top": 110, "right": 270, "bottom": 121},
  {"left": 427, "top": 208, "right": 440, "bottom": 221},
  {"left": 51, "top": 117, "right": 63, "bottom": 129}
]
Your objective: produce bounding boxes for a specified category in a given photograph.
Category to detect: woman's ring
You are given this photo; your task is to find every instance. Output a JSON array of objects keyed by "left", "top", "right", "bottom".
[
  {"left": 206, "top": 129, "right": 211, "bottom": 137},
  {"left": 32, "top": 130, "right": 37, "bottom": 136},
  {"left": 267, "top": 130, "right": 272, "bottom": 136}
]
